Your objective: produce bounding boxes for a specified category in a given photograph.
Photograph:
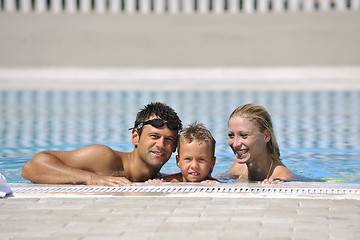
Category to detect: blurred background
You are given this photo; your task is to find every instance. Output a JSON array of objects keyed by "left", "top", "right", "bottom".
[
  {"left": 1, "top": 0, "right": 360, "bottom": 90},
  {"left": 0, "top": 0, "right": 359, "bottom": 69}
]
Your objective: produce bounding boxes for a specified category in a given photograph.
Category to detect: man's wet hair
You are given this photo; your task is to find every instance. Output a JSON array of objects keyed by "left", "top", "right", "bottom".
[{"left": 132, "top": 102, "right": 182, "bottom": 151}]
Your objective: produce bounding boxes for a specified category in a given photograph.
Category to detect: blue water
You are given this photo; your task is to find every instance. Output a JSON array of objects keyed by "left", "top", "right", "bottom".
[{"left": 1, "top": 90, "right": 359, "bottom": 183}]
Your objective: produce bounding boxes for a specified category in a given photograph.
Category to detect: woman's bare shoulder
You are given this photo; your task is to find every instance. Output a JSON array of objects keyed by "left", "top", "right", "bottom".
[{"left": 272, "top": 164, "right": 294, "bottom": 181}]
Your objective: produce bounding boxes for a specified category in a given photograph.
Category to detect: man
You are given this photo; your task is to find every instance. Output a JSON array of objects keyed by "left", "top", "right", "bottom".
[{"left": 21, "top": 102, "right": 182, "bottom": 186}]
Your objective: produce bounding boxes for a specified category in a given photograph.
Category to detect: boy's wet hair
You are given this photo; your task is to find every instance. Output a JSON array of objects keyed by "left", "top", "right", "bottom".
[{"left": 178, "top": 122, "right": 216, "bottom": 156}]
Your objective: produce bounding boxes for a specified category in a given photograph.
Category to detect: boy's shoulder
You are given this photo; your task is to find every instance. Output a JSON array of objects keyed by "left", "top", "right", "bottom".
[{"left": 163, "top": 172, "right": 183, "bottom": 182}]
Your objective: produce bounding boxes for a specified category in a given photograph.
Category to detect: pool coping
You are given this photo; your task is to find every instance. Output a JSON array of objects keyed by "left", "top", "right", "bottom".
[{"left": 7, "top": 182, "right": 360, "bottom": 200}]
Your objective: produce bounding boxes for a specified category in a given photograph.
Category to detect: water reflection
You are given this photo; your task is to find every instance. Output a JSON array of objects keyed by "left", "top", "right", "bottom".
[{"left": 0, "top": 90, "right": 359, "bottom": 183}]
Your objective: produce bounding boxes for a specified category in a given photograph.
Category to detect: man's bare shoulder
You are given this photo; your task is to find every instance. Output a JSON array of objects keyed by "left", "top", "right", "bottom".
[
  {"left": 72, "top": 144, "right": 123, "bottom": 160},
  {"left": 75, "top": 144, "right": 115, "bottom": 154},
  {"left": 56, "top": 144, "right": 123, "bottom": 171}
]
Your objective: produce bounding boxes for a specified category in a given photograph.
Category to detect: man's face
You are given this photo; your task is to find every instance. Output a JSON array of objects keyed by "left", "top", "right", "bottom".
[{"left": 133, "top": 118, "right": 177, "bottom": 169}]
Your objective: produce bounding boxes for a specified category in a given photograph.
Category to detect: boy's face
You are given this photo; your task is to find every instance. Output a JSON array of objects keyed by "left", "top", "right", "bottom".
[{"left": 176, "top": 140, "right": 216, "bottom": 182}]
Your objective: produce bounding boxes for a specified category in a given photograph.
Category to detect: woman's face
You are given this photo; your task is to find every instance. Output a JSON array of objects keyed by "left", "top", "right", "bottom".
[{"left": 228, "top": 116, "right": 270, "bottom": 164}]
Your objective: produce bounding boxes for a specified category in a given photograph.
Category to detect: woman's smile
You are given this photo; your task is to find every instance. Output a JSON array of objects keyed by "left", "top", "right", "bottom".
[{"left": 234, "top": 148, "right": 248, "bottom": 158}]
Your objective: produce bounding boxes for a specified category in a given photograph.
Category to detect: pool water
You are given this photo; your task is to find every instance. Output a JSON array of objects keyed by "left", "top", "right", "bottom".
[{"left": 1, "top": 90, "right": 359, "bottom": 183}]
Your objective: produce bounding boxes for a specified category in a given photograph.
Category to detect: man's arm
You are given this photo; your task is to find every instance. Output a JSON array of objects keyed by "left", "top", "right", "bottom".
[{"left": 21, "top": 145, "right": 133, "bottom": 186}]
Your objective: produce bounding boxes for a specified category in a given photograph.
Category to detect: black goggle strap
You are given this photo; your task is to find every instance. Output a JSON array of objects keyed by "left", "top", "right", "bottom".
[
  {"left": 128, "top": 122, "right": 144, "bottom": 130},
  {"left": 129, "top": 119, "right": 180, "bottom": 152},
  {"left": 129, "top": 119, "right": 179, "bottom": 131}
]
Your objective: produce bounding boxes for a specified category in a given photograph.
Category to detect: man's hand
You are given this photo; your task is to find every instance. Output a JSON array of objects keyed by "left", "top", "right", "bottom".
[
  {"left": 201, "top": 179, "right": 219, "bottom": 184},
  {"left": 145, "top": 178, "right": 165, "bottom": 183},
  {"left": 88, "top": 175, "right": 135, "bottom": 186}
]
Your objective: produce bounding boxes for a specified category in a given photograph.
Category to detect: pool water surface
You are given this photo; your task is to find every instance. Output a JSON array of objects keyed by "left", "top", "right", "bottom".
[{"left": 0, "top": 90, "right": 359, "bottom": 183}]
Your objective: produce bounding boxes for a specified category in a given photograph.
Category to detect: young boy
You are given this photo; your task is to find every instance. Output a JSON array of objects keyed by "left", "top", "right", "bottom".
[{"left": 147, "top": 122, "right": 218, "bottom": 183}]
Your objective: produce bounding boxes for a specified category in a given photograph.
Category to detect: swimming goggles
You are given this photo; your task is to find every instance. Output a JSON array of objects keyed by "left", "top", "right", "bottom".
[{"left": 129, "top": 119, "right": 180, "bottom": 131}]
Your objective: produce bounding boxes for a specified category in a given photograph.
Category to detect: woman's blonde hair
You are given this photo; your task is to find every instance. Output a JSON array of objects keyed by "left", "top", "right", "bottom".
[{"left": 229, "top": 103, "right": 280, "bottom": 160}]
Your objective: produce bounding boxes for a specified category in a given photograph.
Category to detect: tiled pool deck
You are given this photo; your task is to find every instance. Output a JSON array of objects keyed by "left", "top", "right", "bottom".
[{"left": 1, "top": 182, "right": 359, "bottom": 239}]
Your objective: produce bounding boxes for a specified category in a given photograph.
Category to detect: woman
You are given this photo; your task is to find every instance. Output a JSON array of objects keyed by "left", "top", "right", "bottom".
[{"left": 223, "top": 103, "right": 293, "bottom": 183}]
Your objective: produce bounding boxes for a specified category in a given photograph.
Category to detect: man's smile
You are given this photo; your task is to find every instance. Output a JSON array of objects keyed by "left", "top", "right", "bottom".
[{"left": 151, "top": 150, "right": 165, "bottom": 157}]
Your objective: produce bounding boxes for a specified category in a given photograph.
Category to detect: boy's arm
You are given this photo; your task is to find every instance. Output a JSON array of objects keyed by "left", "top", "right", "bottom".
[
  {"left": 162, "top": 173, "right": 183, "bottom": 182},
  {"left": 21, "top": 145, "right": 133, "bottom": 186},
  {"left": 201, "top": 175, "right": 220, "bottom": 183},
  {"left": 145, "top": 173, "right": 183, "bottom": 183}
]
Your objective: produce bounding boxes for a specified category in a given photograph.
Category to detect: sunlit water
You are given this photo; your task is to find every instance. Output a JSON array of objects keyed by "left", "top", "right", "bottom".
[{"left": 1, "top": 90, "right": 359, "bottom": 183}]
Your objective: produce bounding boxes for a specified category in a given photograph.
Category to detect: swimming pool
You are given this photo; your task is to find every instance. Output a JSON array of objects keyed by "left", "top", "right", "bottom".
[{"left": 1, "top": 90, "right": 359, "bottom": 183}]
